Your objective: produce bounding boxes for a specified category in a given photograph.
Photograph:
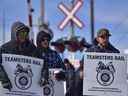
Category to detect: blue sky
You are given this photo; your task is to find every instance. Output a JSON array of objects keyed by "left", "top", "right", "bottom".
[{"left": 0, "top": 0, "right": 128, "bottom": 52}]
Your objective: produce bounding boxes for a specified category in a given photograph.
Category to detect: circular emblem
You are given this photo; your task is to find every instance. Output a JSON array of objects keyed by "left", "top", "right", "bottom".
[
  {"left": 15, "top": 72, "right": 32, "bottom": 90},
  {"left": 43, "top": 84, "right": 54, "bottom": 96},
  {"left": 96, "top": 69, "right": 114, "bottom": 86}
]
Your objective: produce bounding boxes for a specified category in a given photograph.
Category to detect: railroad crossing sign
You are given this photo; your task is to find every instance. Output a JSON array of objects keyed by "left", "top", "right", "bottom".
[{"left": 58, "top": 0, "right": 84, "bottom": 30}]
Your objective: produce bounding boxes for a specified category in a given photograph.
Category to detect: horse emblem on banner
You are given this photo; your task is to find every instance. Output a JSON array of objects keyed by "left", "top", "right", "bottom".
[
  {"left": 96, "top": 61, "right": 116, "bottom": 86},
  {"left": 14, "top": 64, "right": 33, "bottom": 90}
]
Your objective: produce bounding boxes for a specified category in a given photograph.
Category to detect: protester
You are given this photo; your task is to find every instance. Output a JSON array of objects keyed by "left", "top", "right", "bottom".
[
  {"left": 0, "top": 21, "right": 36, "bottom": 90},
  {"left": 51, "top": 38, "right": 65, "bottom": 54},
  {"left": 79, "top": 38, "right": 92, "bottom": 52},
  {"left": 51, "top": 38, "right": 66, "bottom": 60},
  {"left": 64, "top": 37, "right": 80, "bottom": 52},
  {"left": 64, "top": 58, "right": 75, "bottom": 96},
  {"left": 86, "top": 28, "right": 120, "bottom": 53},
  {"left": 33, "top": 23, "right": 65, "bottom": 86},
  {"left": 77, "top": 28, "right": 120, "bottom": 95},
  {"left": 74, "top": 60, "right": 84, "bottom": 96}
]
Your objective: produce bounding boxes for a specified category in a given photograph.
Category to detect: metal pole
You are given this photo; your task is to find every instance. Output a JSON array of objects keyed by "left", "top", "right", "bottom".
[
  {"left": 39, "top": 0, "right": 45, "bottom": 31},
  {"left": 69, "top": 0, "right": 75, "bottom": 39},
  {"left": 70, "top": 20, "right": 75, "bottom": 38},
  {"left": 40, "top": 0, "right": 45, "bottom": 23},
  {"left": 90, "top": 0, "right": 95, "bottom": 44},
  {"left": 2, "top": 10, "right": 5, "bottom": 44},
  {"left": 27, "top": 0, "right": 34, "bottom": 42}
]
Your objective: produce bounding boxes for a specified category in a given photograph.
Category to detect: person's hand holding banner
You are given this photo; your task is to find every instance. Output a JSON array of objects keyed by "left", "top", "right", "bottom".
[
  {"left": 1, "top": 54, "right": 44, "bottom": 96},
  {"left": 39, "top": 77, "right": 49, "bottom": 87},
  {"left": 54, "top": 70, "right": 65, "bottom": 81},
  {"left": 0, "top": 64, "right": 12, "bottom": 91}
]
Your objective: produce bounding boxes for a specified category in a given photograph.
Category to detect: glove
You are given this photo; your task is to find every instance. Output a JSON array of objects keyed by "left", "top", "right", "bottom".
[
  {"left": 55, "top": 71, "right": 65, "bottom": 81},
  {"left": 2, "top": 80, "right": 12, "bottom": 91},
  {"left": 0, "top": 64, "right": 12, "bottom": 91},
  {"left": 39, "top": 78, "right": 49, "bottom": 87}
]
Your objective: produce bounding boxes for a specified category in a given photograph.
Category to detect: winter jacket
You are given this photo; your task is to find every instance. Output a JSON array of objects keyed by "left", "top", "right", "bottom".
[
  {"left": 65, "top": 66, "right": 75, "bottom": 96},
  {"left": 0, "top": 40, "right": 36, "bottom": 90},
  {"left": 74, "top": 67, "right": 83, "bottom": 96},
  {"left": 86, "top": 38, "right": 120, "bottom": 53},
  {"left": 33, "top": 47, "right": 65, "bottom": 69},
  {"left": 0, "top": 40, "right": 36, "bottom": 56},
  {"left": 0, "top": 21, "right": 36, "bottom": 90}
]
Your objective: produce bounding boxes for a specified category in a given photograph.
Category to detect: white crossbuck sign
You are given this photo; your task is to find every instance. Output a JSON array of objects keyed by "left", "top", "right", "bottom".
[{"left": 58, "top": 0, "right": 84, "bottom": 30}]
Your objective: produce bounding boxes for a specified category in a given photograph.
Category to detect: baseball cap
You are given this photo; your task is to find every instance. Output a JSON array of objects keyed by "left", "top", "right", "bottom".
[{"left": 97, "top": 28, "right": 111, "bottom": 37}]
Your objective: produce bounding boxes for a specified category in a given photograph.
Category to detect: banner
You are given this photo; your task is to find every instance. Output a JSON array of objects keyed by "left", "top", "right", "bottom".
[
  {"left": 0, "top": 54, "right": 65, "bottom": 96},
  {"left": 1, "top": 54, "right": 44, "bottom": 96},
  {"left": 83, "top": 53, "right": 127, "bottom": 96},
  {"left": 42, "top": 69, "right": 65, "bottom": 96}
]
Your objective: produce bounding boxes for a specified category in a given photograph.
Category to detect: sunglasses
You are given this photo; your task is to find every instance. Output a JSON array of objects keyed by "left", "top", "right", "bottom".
[
  {"left": 99, "top": 35, "right": 109, "bottom": 39},
  {"left": 41, "top": 38, "right": 50, "bottom": 42}
]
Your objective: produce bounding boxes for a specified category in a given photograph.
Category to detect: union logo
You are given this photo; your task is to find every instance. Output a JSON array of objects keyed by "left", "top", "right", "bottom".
[{"left": 14, "top": 64, "right": 33, "bottom": 90}]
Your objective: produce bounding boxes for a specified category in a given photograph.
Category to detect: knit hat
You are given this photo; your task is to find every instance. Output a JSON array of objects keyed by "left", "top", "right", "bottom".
[
  {"left": 36, "top": 28, "right": 53, "bottom": 47},
  {"left": 11, "top": 21, "right": 29, "bottom": 40},
  {"left": 39, "top": 23, "right": 53, "bottom": 40}
]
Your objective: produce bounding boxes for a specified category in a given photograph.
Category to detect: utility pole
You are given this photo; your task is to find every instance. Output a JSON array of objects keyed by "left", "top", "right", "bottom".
[
  {"left": 39, "top": 0, "right": 45, "bottom": 31},
  {"left": 26, "top": 0, "right": 34, "bottom": 42},
  {"left": 90, "top": 0, "right": 95, "bottom": 44},
  {"left": 40, "top": 0, "right": 45, "bottom": 23},
  {"left": 2, "top": 10, "right": 5, "bottom": 44},
  {"left": 69, "top": 0, "right": 75, "bottom": 39}
]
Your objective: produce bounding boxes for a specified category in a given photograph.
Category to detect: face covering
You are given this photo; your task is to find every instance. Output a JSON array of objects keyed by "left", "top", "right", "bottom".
[{"left": 18, "top": 31, "right": 28, "bottom": 38}]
